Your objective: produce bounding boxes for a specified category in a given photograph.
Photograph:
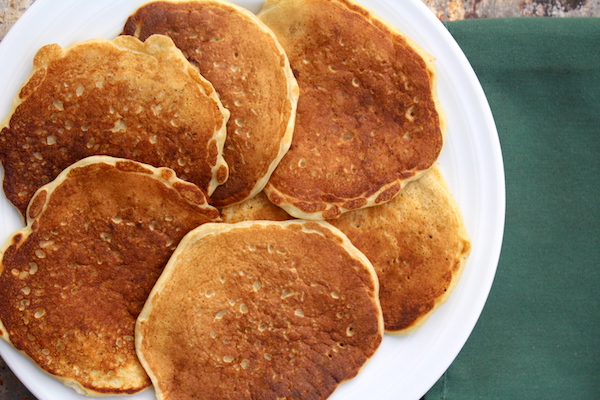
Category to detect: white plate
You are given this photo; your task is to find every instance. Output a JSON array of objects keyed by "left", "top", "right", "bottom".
[{"left": 0, "top": 0, "right": 505, "bottom": 399}]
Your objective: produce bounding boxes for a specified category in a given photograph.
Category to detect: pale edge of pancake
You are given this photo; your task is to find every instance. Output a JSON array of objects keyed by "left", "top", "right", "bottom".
[
  {"left": 388, "top": 165, "right": 471, "bottom": 336},
  {"left": 0, "top": 155, "right": 220, "bottom": 397},
  {"left": 135, "top": 0, "right": 299, "bottom": 206},
  {"left": 259, "top": 0, "right": 448, "bottom": 220},
  {"left": 135, "top": 220, "right": 384, "bottom": 400},
  {"left": 0, "top": 34, "right": 230, "bottom": 197}
]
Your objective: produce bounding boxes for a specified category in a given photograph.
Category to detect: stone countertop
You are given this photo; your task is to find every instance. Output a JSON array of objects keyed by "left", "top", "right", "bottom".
[
  {"left": 2, "top": 0, "right": 600, "bottom": 39},
  {"left": 0, "top": 0, "right": 599, "bottom": 399}
]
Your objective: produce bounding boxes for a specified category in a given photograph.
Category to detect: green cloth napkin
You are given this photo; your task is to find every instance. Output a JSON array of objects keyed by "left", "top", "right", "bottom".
[{"left": 425, "top": 18, "right": 600, "bottom": 400}]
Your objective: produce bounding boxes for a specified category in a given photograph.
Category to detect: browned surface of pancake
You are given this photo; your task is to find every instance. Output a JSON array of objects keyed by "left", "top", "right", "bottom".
[
  {"left": 123, "top": 0, "right": 298, "bottom": 207},
  {"left": 136, "top": 220, "right": 383, "bottom": 400},
  {"left": 259, "top": 0, "right": 445, "bottom": 219},
  {"left": 0, "top": 34, "right": 229, "bottom": 218},
  {"left": 220, "top": 165, "right": 471, "bottom": 334},
  {"left": 0, "top": 156, "right": 221, "bottom": 395}
]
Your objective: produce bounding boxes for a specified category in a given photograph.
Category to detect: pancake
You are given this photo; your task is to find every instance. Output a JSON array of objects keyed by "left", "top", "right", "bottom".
[
  {"left": 0, "top": 34, "right": 229, "bottom": 218},
  {"left": 122, "top": 0, "right": 299, "bottom": 207},
  {"left": 330, "top": 164, "right": 471, "bottom": 334},
  {"left": 136, "top": 220, "right": 383, "bottom": 400},
  {"left": 258, "top": 0, "right": 445, "bottom": 220},
  {"left": 221, "top": 165, "right": 471, "bottom": 334},
  {"left": 220, "top": 190, "right": 291, "bottom": 223},
  {"left": 0, "top": 156, "right": 221, "bottom": 395}
]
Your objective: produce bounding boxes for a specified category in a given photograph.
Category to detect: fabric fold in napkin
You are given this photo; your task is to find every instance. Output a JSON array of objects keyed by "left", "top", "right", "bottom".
[{"left": 426, "top": 17, "right": 600, "bottom": 400}]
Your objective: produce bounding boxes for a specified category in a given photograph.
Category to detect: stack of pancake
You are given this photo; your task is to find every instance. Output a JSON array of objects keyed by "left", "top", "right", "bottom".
[{"left": 0, "top": 0, "right": 471, "bottom": 399}]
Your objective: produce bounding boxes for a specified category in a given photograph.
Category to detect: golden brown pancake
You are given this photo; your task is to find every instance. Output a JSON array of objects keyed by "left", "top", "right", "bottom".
[
  {"left": 136, "top": 220, "right": 383, "bottom": 400},
  {"left": 122, "top": 0, "right": 299, "bottom": 207},
  {"left": 258, "top": 0, "right": 445, "bottom": 220},
  {"left": 0, "top": 34, "right": 229, "bottom": 218},
  {"left": 0, "top": 156, "right": 221, "bottom": 396},
  {"left": 221, "top": 165, "right": 471, "bottom": 334},
  {"left": 330, "top": 165, "right": 471, "bottom": 334}
]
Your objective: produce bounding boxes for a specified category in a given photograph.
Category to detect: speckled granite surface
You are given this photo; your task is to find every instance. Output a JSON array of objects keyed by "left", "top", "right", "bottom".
[
  {"left": 425, "top": 0, "right": 600, "bottom": 19},
  {"left": 0, "top": 0, "right": 35, "bottom": 39},
  {"left": 1, "top": 0, "right": 600, "bottom": 39},
  {"left": 1, "top": 0, "right": 599, "bottom": 399}
]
